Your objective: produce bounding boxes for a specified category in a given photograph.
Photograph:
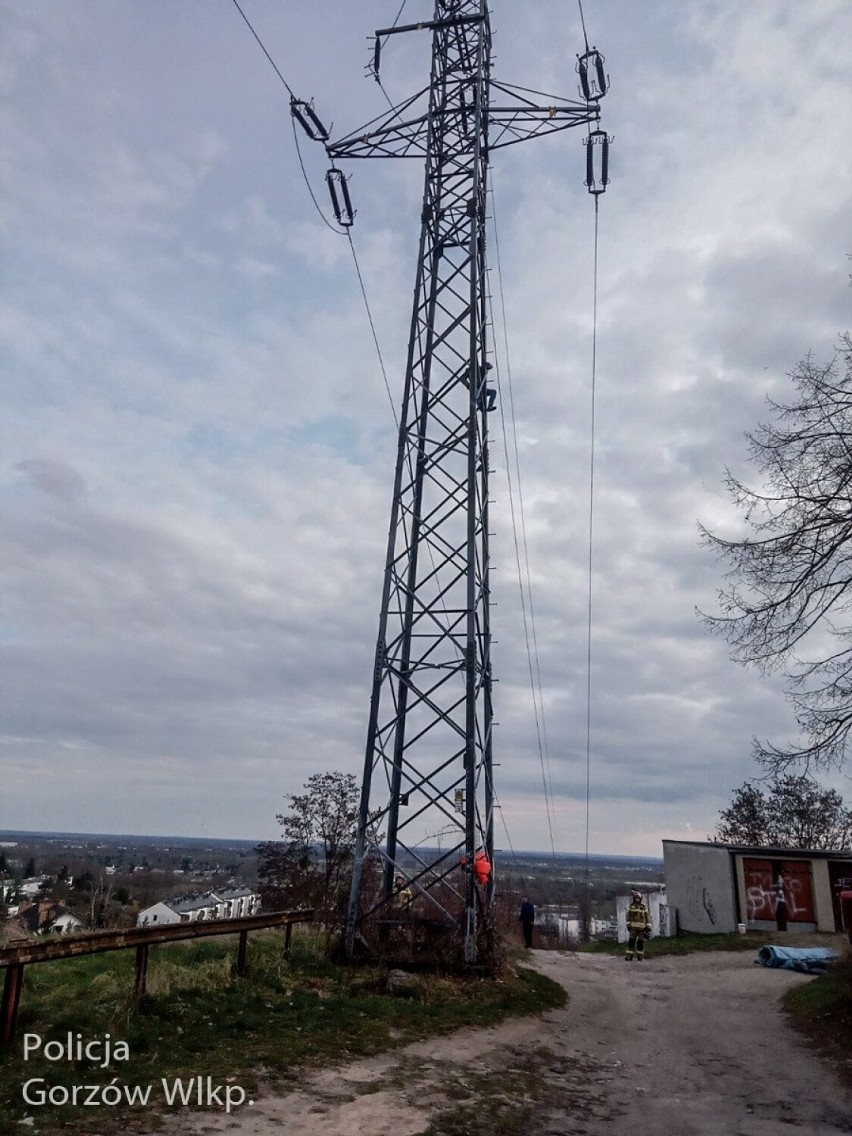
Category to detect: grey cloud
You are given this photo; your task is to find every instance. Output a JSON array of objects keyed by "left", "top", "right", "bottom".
[
  {"left": 15, "top": 458, "right": 87, "bottom": 503},
  {"left": 2, "top": 1, "right": 851, "bottom": 851}
]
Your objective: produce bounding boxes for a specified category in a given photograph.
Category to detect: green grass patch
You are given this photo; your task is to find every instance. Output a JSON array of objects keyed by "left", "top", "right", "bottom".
[
  {"left": 579, "top": 929, "right": 843, "bottom": 958},
  {"left": 783, "top": 948, "right": 852, "bottom": 1084},
  {"left": 0, "top": 931, "right": 565, "bottom": 1136}
]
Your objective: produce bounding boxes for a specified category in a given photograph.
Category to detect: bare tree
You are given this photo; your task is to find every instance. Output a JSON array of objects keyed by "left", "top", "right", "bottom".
[
  {"left": 86, "top": 873, "right": 114, "bottom": 929},
  {"left": 713, "top": 775, "right": 852, "bottom": 850},
  {"left": 701, "top": 334, "right": 852, "bottom": 773},
  {"left": 256, "top": 771, "right": 360, "bottom": 929},
  {"left": 713, "top": 781, "right": 767, "bottom": 846}
]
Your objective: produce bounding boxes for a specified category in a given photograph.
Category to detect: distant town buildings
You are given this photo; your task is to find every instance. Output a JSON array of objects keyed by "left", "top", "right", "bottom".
[
  {"left": 19, "top": 876, "right": 63, "bottom": 897},
  {"left": 136, "top": 886, "right": 260, "bottom": 927},
  {"left": 534, "top": 912, "right": 619, "bottom": 943},
  {"left": 8, "top": 901, "right": 85, "bottom": 936},
  {"left": 2, "top": 874, "right": 261, "bottom": 938}
]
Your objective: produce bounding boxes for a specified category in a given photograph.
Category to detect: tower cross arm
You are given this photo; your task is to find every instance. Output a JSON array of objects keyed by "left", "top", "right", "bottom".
[
  {"left": 486, "top": 80, "right": 601, "bottom": 150},
  {"left": 326, "top": 116, "right": 430, "bottom": 161},
  {"left": 325, "top": 88, "right": 431, "bottom": 161},
  {"left": 325, "top": 79, "right": 601, "bottom": 162},
  {"left": 375, "top": 12, "right": 484, "bottom": 38}
]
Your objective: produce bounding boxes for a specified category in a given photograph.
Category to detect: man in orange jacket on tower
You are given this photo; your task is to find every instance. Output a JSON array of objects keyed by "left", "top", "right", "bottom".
[{"left": 473, "top": 848, "right": 491, "bottom": 886}]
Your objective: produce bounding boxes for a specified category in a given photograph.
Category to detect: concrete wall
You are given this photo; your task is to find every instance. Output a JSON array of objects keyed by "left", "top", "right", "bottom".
[
  {"left": 811, "top": 860, "right": 836, "bottom": 932},
  {"left": 663, "top": 842, "right": 738, "bottom": 933}
]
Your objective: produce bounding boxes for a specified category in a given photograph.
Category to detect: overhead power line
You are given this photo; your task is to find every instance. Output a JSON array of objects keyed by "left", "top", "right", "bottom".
[
  {"left": 230, "top": 0, "right": 295, "bottom": 97},
  {"left": 229, "top": 0, "right": 396, "bottom": 419}
]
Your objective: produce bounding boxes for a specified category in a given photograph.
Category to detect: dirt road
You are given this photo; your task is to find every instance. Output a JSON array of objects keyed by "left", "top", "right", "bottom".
[{"left": 157, "top": 950, "right": 852, "bottom": 1136}]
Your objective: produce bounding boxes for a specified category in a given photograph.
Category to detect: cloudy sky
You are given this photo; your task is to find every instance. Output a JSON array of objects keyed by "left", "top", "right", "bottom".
[{"left": 3, "top": 1, "right": 851, "bottom": 857}]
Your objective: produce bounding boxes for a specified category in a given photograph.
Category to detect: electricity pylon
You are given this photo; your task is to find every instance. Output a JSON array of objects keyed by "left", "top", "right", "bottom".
[{"left": 313, "top": 0, "right": 607, "bottom": 963}]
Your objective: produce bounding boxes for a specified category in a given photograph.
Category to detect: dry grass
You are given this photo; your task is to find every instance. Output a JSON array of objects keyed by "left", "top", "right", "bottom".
[
  {"left": 0, "top": 930, "right": 565, "bottom": 1136},
  {"left": 784, "top": 944, "right": 852, "bottom": 1085}
]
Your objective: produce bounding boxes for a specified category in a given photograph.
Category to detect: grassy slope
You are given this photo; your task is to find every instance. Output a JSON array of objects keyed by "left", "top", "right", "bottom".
[
  {"left": 782, "top": 947, "right": 852, "bottom": 1086},
  {"left": 3, "top": 929, "right": 848, "bottom": 1135},
  {"left": 0, "top": 931, "right": 565, "bottom": 1136}
]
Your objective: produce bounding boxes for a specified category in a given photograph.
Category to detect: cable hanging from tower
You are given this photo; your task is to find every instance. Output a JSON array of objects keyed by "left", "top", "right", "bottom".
[
  {"left": 488, "top": 183, "right": 559, "bottom": 859},
  {"left": 483, "top": 6, "right": 611, "bottom": 875},
  {"left": 229, "top": 0, "right": 399, "bottom": 424},
  {"left": 574, "top": 0, "right": 611, "bottom": 907}
]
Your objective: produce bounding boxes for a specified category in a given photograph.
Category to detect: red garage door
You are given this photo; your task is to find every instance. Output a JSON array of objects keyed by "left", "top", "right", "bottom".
[
  {"left": 743, "top": 859, "right": 815, "bottom": 923},
  {"left": 781, "top": 861, "right": 815, "bottom": 922}
]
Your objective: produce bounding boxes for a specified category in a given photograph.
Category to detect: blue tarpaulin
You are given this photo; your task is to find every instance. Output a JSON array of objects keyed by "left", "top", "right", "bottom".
[{"left": 756, "top": 945, "right": 839, "bottom": 974}]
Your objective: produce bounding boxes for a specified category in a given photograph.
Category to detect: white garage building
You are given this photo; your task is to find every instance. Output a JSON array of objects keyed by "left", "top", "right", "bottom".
[{"left": 663, "top": 839, "right": 852, "bottom": 935}]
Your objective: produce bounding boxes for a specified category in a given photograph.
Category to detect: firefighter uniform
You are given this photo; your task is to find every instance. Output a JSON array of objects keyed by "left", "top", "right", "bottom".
[
  {"left": 625, "top": 893, "right": 652, "bottom": 960},
  {"left": 394, "top": 875, "right": 413, "bottom": 908}
]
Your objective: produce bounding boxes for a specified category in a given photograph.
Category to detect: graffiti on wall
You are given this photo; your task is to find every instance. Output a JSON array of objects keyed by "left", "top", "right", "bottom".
[
  {"left": 745, "top": 878, "right": 811, "bottom": 919},
  {"left": 743, "top": 859, "right": 815, "bottom": 923},
  {"left": 685, "top": 874, "right": 717, "bottom": 926}
]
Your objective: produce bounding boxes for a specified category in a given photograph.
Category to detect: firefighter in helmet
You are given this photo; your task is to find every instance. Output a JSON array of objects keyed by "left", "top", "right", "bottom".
[
  {"left": 394, "top": 874, "right": 413, "bottom": 909},
  {"left": 625, "top": 890, "right": 652, "bottom": 960}
]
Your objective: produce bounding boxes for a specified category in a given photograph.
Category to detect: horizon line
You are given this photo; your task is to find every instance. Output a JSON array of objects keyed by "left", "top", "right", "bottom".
[{"left": 0, "top": 828, "right": 663, "bottom": 860}]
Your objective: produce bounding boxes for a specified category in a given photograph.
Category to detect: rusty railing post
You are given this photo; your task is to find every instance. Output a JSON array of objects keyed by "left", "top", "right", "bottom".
[
  {"left": 1, "top": 963, "right": 25, "bottom": 1048},
  {"left": 236, "top": 931, "right": 248, "bottom": 976},
  {"left": 133, "top": 944, "right": 149, "bottom": 999}
]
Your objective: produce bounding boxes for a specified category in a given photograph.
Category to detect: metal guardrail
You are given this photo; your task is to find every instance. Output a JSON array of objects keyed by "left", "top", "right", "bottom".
[{"left": 0, "top": 908, "right": 314, "bottom": 1047}]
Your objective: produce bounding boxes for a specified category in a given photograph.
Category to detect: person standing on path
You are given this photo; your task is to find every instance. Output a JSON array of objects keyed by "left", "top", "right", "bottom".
[
  {"left": 625, "top": 890, "right": 652, "bottom": 960},
  {"left": 519, "top": 896, "right": 535, "bottom": 948}
]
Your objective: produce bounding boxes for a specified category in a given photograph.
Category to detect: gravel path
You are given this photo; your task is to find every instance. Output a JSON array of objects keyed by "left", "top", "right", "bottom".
[{"left": 153, "top": 950, "right": 852, "bottom": 1136}]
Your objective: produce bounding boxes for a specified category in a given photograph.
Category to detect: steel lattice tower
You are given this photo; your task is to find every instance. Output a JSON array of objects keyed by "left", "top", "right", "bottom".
[{"left": 318, "top": 0, "right": 606, "bottom": 963}]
